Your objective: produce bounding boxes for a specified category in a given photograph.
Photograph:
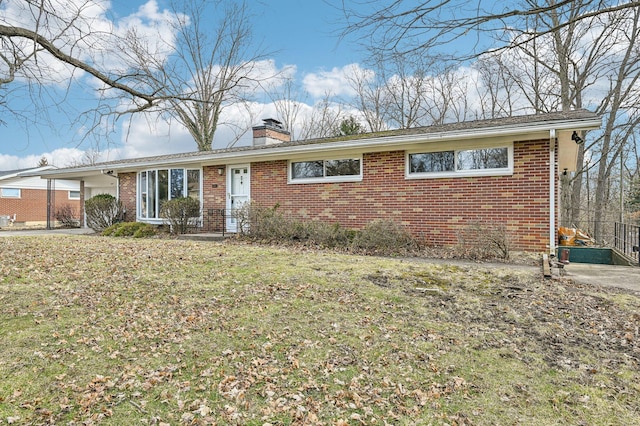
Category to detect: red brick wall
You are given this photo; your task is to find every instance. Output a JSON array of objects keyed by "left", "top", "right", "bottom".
[
  {"left": 118, "top": 173, "right": 137, "bottom": 222},
  {"left": 0, "top": 188, "right": 81, "bottom": 223},
  {"left": 116, "top": 139, "right": 555, "bottom": 251},
  {"left": 201, "top": 166, "right": 228, "bottom": 231},
  {"left": 250, "top": 139, "right": 554, "bottom": 251}
]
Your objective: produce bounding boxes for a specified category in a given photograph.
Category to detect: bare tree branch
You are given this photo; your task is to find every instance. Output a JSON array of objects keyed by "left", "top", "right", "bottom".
[
  {"left": 0, "top": 23, "right": 161, "bottom": 106},
  {"left": 340, "top": 0, "right": 640, "bottom": 60},
  {"left": 118, "top": 0, "right": 273, "bottom": 150},
  {"left": 1, "top": 0, "right": 272, "bottom": 152}
]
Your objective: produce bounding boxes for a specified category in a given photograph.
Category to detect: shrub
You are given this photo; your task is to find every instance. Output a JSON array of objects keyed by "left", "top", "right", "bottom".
[
  {"left": 160, "top": 197, "right": 201, "bottom": 234},
  {"left": 457, "top": 222, "right": 511, "bottom": 260},
  {"left": 306, "top": 221, "right": 355, "bottom": 248},
  {"left": 238, "top": 204, "right": 413, "bottom": 254},
  {"left": 351, "top": 219, "right": 418, "bottom": 255},
  {"left": 85, "top": 194, "right": 124, "bottom": 231},
  {"left": 102, "top": 222, "right": 156, "bottom": 238},
  {"left": 55, "top": 204, "right": 80, "bottom": 228},
  {"left": 233, "top": 203, "right": 286, "bottom": 239}
]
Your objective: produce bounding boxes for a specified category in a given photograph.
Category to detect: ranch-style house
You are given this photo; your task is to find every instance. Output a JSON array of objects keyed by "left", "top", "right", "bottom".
[{"left": 28, "top": 109, "right": 601, "bottom": 252}]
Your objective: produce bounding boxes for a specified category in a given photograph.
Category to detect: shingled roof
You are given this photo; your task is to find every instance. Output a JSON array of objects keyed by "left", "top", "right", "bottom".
[{"left": 26, "top": 109, "right": 600, "bottom": 176}]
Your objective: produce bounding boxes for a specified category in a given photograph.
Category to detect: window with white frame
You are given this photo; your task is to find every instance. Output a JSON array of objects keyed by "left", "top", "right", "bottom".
[
  {"left": 1, "top": 188, "right": 20, "bottom": 198},
  {"left": 138, "top": 168, "right": 201, "bottom": 219},
  {"left": 68, "top": 190, "right": 81, "bottom": 200},
  {"left": 289, "top": 157, "right": 362, "bottom": 183},
  {"left": 407, "top": 145, "right": 512, "bottom": 178}
]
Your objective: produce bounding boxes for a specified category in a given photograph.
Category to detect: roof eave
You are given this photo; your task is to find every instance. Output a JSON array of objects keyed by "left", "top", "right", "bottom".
[{"left": 24, "top": 114, "right": 602, "bottom": 178}]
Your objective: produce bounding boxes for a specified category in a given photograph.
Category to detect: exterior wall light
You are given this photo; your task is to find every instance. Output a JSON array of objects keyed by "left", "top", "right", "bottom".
[{"left": 571, "top": 131, "right": 584, "bottom": 144}]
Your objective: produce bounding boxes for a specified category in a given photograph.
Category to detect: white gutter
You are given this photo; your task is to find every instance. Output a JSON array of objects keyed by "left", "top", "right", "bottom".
[{"left": 549, "top": 129, "right": 556, "bottom": 254}]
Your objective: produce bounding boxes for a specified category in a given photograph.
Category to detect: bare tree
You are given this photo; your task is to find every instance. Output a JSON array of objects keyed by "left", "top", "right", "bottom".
[
  {"left": 540, "top": 5, "right": 640, "bottom": 240},
  {"left": 1, "top": 0, "right": 270, "bottom": 151},
  {"left": 114, "top": 0, "right": 272, "bottom": 151},
  {"left": 340, "top": 0, "right": 640, "bottom": 60},
  {"left": 421, "top": 66, "right": 471, "bottom": 125},
  {"left": 380, "top": 53, "right": 433, "bottom": 128},
  {"left": 298, "top": 93, "right": 344, "bottom": 140},
  {"left": 345, "top": 64, "right": 388, "bottom": 132},
  {"left": 473, "top": 55, "right": 522, "bottom": 118},
  {"left": 346, "top": 52, "right": 479, "bottom": 132},
  {"left": 266, "top": 75, "right": 307, "bottom": 140}
]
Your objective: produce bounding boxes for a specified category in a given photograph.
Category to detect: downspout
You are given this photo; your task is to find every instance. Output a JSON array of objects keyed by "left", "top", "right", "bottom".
[{"left": 549, "top": 130, "right": 556, "bottom": 254}]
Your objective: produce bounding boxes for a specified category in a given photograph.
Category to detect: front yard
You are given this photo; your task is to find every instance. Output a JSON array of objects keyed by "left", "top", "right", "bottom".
[{"left": 1, "top": 236, "right": 638, "bottom": 424}]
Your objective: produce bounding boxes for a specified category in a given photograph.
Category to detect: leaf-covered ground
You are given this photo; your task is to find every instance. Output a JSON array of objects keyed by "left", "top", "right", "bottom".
[{"left": 0, "top": 236, "right": 638, "bottom": 425}]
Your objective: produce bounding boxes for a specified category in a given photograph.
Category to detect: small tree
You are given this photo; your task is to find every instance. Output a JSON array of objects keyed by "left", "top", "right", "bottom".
[
  {"left": 85, "top": 194, "right": 124, "bottom": 231},
  {"left": 336, "top": 116, "right": 364, "bottom": 136},
  {"left": 160, "top": 197, "right": 201, "bottom": 234}
]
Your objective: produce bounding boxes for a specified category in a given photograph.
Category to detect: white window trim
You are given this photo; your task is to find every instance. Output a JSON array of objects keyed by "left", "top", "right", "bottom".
[
  {"left": 136, "top": 168, "right": 203, "bottom": 223},
  {"left": 68, "top": 190, "right": 81, "bottom": 200},
  {"left": 1, "top": 188, "right": 21, "bottom": 198},
  {"left": 406, "top": 143, "right": 514, "bottom": 179},
  {"left": 288, "top": 156, "right": 363, "bottom": 184}
]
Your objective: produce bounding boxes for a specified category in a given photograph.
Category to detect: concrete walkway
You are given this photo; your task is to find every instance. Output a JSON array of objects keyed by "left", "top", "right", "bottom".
[
  {"left": 562, "top": 262, "right": 639, "bottom": 293},
  {"left": 0, "top": 227, "right": 95, "bottom": 236}
]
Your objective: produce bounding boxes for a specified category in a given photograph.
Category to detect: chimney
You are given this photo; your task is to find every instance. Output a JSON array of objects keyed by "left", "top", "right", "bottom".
[{"left": 252, "top": 118, "right": 291, "bottom": 146}]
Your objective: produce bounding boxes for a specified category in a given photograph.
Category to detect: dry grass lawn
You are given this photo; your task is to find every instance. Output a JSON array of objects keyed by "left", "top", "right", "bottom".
[{"left": 1, "top": 235, "right": 639, "bottom": 425}]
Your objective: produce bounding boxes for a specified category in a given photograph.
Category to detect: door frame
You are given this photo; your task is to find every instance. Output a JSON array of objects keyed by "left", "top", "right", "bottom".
[{"left": 226, "top": 164, "right": 250, "bottom": 233}]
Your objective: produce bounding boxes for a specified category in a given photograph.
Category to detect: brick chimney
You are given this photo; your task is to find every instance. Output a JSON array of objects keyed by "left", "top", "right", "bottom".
[{"left": 252, "top": 118, "right": 291, "bottom": 146}]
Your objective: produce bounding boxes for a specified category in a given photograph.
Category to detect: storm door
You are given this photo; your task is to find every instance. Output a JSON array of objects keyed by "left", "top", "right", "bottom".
[{"left": 226, "top": 165, "right": 250, "bottom": 232}]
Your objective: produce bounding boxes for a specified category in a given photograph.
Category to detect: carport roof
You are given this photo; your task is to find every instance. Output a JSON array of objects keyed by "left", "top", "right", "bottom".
[{"left": 2, "top": 166, "right": 56, "bottom": 180}]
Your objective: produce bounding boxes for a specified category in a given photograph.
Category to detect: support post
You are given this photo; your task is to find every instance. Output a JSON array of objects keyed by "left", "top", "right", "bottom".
[{"left": 46, "top": 179, "right": 53, "bottom": 230}]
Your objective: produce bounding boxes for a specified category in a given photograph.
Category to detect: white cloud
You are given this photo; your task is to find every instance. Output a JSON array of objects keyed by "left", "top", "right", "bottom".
[
  {"left": 0, "top": 147, "right": 86, "bottom": 170},
  {"left": 302, "top": 63, "right": 372, "bottom": 98},
  {"left": 116, "top": 113, "right": 197, "bottom": 159}
]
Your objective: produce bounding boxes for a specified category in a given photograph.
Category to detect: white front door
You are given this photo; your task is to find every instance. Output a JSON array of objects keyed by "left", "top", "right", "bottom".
[{"left": 227, "top": 165, "right": 250, "bottom": 232}]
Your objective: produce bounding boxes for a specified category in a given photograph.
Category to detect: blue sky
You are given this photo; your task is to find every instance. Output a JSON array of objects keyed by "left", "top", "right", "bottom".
[{"left": 0, "top": 0, "right": 365, "bottom": 170}]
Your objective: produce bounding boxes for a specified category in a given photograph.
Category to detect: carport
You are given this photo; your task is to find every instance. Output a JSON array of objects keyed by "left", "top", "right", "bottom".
[{"left": 19, "top": 168, "right": 119, "bottom": 229}]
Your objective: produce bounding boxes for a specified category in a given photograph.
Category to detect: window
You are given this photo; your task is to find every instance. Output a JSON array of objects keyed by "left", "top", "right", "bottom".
[
  {"left": 410, "top": 151, "right": 454, "bottom": 173},
  {"left": 187, "top": 170, "right": 200, "bottom": 199},
  {"left": 408, "top": 145, "right": 511, "bottom": 178},
  {"left": 138, "top": 168, "right": 201, "bottom": 220},
  {"left": 68, "top": 190, "right": 81, "bottom": 200},
  {"left": 457, "top": 148, "right": 509, "bottom": 170},
  {"left": 1, "top": 188, "right": 20, "bottom": 198},
  {"left": 290, "top": 157, "right": 361, "bottom": 182}
]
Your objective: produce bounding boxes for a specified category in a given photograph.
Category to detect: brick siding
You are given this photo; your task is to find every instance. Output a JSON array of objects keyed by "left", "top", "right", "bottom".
[
  {"left": 250, "top": 139, "right": 554, "bottom": 251},
  {"left": 118, "top": 173, "right": 137, "bottom": 223},
  {"left": 202, "top": 166, "right": 228, "bottom": 224},
  {"left": 0, "top": 189, "right": 81, "bottom": 224},
  {"left": 117, "top": 139, "right": 555, "bottom": 251}
]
